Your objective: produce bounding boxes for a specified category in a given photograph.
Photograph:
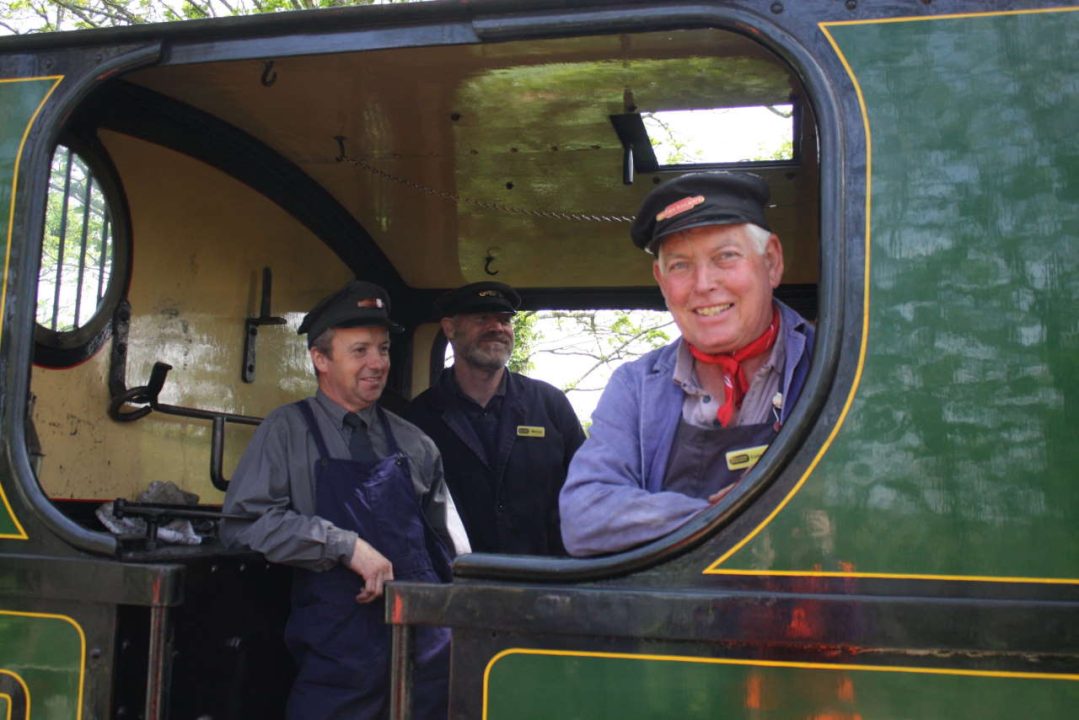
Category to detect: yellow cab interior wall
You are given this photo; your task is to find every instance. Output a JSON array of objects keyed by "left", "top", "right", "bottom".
[
  {"left": 31, "top": 130, "right": 352, "bottom": 504},
  {"left": 410, "top": 323, "right": 443, "bottom": 397},
  {"left": 770, "top": 117, "right": 820, "bottom": 291},
  {"left": 127, "top": 30, "right": 818, "bottom": 292},
  {"left": 447, "top": 51, "right": 817, "bottom": 288}
]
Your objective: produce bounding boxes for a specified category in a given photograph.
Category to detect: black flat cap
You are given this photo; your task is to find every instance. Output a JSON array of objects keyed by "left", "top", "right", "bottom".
[
  {"left": 630, "top": 171, "right": 771, "bottom": 253},
  {"left": 434, "top": 281, "right": 521, "bottom": 318},
  {"left": 298, "top": 280, "right": 403, "bottom": 347}
]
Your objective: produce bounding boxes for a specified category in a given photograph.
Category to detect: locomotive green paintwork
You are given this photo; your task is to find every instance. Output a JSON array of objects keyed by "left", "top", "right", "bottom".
[
  {"left": 0, "top": 611, "right": 84, "bottom": 720},
  {"left": 711, "top": 9, "right": 1079, "bottom": 582},
  {"left": 0, "top": 77, "right": 58, "bottom": 541},
  {"left": 485, "top": 650, "right": 1078, "bottom": 719},
  {"left": 0, "top": 3, "right": 1075, "bottom": 719}
]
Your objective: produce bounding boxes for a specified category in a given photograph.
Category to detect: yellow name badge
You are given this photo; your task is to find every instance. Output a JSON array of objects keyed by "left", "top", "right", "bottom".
[
  {"left": 516, "top": 425, "right": 546, "bottom": 438},
  {"left": 725, "top": 444, "right": 769, "bottom": 471}
]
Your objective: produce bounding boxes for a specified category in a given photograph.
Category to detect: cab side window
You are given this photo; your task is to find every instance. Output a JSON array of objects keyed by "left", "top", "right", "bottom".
[{"left": 35, "top": 140, "right": 129, "bottom": 367}]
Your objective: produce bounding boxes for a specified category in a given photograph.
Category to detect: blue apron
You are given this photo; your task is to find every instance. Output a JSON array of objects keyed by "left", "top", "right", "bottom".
[
  {"left": 284, "top": 401, "right": 451, "bottom": 720},
  {"left": 662, "top": 418, "right": 779, "bottom": 498}
]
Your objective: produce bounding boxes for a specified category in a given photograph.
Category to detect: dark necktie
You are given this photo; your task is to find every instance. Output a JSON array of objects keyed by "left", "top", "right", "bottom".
[{"left": 343, "top": 412, "right": 377, "bottom": 464}]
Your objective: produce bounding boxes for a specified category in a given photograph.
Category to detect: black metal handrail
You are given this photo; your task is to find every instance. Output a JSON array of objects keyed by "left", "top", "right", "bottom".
[
  {"left": 108, "top": 361, "right": 262, "bottom": 491},
  {"left": 113, "top": 499, "right": 258, "bottom": 550}
]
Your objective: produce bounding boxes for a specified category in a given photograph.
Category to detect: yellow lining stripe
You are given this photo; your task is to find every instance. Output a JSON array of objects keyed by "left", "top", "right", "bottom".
[
  {"left": 0, "top": 690, "right": 14, "bottom": 720},
  {"left": 709, "top": 569, "right": 1079, "bottom": 585},
  {"left": 702, "top": 18, "right": 873, "bottom": 575},
  {"left": 0, "top": 674, "right": 27, "bottom": 720},
  {"left": 0, "top": 75, "right": 62, "bottom": 541},
  {"left": 482, "top": 647, "right": 1079, "bottom": 717},
  {"left": 823, "top": 6, "right": 1078, "bottom": 27},
  {"left": 0, "top": 608, "right": 86, "bottom": 720},
  {"left": 703, "top": 7, "right": 1079, "bottom": 585}
]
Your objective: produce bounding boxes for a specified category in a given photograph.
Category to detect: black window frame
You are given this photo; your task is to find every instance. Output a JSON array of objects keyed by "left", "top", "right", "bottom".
[{"left": 33, "top": 131, "right": 131, "bottom": 368}]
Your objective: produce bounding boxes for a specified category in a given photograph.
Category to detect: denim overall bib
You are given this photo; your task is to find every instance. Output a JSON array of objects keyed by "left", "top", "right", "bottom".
[
  {"left": 662, "top": 417, "right": 779, "bottom": 498},
  {"left": 285, "top": 401, "right": 451, "bottom": 720}
]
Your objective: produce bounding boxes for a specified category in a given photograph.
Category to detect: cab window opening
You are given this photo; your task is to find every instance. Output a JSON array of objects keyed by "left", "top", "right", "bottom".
[
  {"left": 34, "top": 138, "right": 130, "bottom": 368},
  {"left": 440, "top": 308, "right": 678, "bottom": 429},
  {"left": 21, "top": 24, "right": 821, "bottom": 566}
]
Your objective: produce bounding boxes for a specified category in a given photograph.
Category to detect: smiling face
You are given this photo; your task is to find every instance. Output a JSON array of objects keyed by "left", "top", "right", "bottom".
[
  {"left": 653, "top": 223, "right": 783, "bottom": 354},
  {"left": 311, "top": 325, "right": 390, "bottom": 412},
  {"left": 442, "top": 312, "right": 515, "bottom": 372}
]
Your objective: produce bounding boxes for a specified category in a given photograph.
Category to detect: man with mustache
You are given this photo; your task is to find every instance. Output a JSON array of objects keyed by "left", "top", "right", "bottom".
[
  {"left": 222, "top": 280, "right": 462, "bottom": 719},
  {"left": 407, "top": 281, "right": 586, "bottom": 556},
  {"left": 559, "top": 172, "right": 815, "bottom": 557}
]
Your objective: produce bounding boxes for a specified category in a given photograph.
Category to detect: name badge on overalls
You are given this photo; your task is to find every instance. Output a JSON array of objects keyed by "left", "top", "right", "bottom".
[
  {"left": 516, "top": 425, "right": 546, "bottom": 438},
  {"left": 726, "top": 444, "right": 768, "bottom": 471}
]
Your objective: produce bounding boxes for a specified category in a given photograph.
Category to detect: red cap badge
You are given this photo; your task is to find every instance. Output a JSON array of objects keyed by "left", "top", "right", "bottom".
[{"left": 656, "top": 194, "right": 705, "bottom": 222}]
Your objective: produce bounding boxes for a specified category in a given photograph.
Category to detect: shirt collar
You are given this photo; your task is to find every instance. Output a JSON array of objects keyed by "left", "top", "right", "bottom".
[
  {"left": 315, "top": 389, "right": 378, "bottom": 429},
  {"left": 448, "top": 366, "right": 508, "bottom": 404},
  {"left": 759, "top": 319, "right": 784, "bottom": 378},
  {"left": 671, "top": 302, "right": 786, "bottom": 394},
  {"left": 672, "top": 339, "right": 703, "bottom": 395}
]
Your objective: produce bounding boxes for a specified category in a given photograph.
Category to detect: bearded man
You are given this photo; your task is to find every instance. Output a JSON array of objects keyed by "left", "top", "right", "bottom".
[
  {"left": 559, "top": 172, "right": 815, "bottom": 557},
  {"left": 407, "top": 282, "right": 585, "bottom": 556}
]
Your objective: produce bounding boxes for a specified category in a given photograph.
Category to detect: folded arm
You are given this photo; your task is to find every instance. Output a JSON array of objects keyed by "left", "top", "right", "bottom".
[{"left": 559, "top": 368, "right": 708, "bottom": 557}]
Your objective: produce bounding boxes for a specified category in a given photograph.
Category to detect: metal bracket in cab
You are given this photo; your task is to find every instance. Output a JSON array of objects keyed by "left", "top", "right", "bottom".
[{"left": 242, "top": 266, "right": 287, "bottom": 383}]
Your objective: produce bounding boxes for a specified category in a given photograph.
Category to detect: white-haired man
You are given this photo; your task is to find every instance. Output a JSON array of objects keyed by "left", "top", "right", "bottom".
[{"left": 559, "top": 172, "right": 815, "bottom": 557}]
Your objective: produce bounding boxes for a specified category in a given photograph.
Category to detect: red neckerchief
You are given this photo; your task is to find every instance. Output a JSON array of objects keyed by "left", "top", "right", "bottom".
[{"left": 688, "top": 306, "right": 780, "bottom": 428}]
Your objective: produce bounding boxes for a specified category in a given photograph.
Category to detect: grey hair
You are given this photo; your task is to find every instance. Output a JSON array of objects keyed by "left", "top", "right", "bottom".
[
  {"left": 657, "top": 222, "right": 773, "bottom": 257},
  {"left": 310, "top": 328, "right": 335, "bottom": 376},
  {"left": 743, "top": 223, "right": 772, "bottom": 254}
]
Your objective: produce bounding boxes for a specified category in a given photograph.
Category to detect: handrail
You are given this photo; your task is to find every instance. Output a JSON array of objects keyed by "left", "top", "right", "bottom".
[
  {"left": 108, "top": 361, "right": 262, "bottom": 491},
  {"left": 113, "top": 499, "right": 258, "bottom": 550}
]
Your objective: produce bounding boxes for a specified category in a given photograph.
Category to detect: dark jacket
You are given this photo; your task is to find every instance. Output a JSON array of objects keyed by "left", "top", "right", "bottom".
[{"left": 407, "top": 369, "right": 585, "bottom": 555}]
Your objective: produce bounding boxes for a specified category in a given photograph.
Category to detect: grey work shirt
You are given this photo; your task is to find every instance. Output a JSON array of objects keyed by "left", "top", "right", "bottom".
[
  {"left": 672, "top": 325, "right": 786, "bottom": 428},
  {"left": 221, "top": 390, "right": 462, "bottom": 571}
]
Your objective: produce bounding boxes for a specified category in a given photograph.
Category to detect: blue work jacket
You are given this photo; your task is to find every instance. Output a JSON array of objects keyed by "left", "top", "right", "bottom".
[{"left": 559, "top": 301, "right": 814, "bottom": 557}]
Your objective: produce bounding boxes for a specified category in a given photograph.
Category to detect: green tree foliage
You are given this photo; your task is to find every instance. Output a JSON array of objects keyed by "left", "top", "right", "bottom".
[
  {"left": 37, "top": 146, "right": 114, "bottom": 332},
  {"left": 644, "top": 103, "right": 794, "bottom": 165},
  {"left": 516, "top": 309, "right": 673, "bottom": 392},
  {"left": 757, "top": 103, "right": 794, "bottom": 160},
  {"left": 509, "top": 309, "right": 674, "bottom": 427},
  {"left": 642, "top": 112, "right": 703, "bottom": 165},
  {"left": 508, "top": 310, "right": 538, "bottom": 375},
  {"left": 759, "top": 138, "right": 794, "bottom": 161}
]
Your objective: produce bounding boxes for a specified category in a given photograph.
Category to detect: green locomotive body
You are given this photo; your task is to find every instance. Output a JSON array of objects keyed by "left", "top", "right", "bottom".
[{"left": 0, "top": 2, "right": 1075, "bottom": 718}]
